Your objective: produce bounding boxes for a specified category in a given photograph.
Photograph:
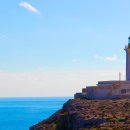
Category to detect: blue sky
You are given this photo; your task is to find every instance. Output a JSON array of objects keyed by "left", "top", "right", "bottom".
[{"left": 0, "top": 0, "right": 130, "bottom": 96}]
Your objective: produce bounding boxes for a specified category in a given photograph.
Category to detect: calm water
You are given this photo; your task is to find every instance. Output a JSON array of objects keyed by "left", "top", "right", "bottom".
[{"left": 0, "top": 97, "right": 71, "bottom": 130}]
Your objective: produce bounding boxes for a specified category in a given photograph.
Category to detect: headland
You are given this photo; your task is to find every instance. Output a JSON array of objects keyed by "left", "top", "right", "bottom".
[{"left": 30, "top": 98, "right": 130, "bottom": 130}]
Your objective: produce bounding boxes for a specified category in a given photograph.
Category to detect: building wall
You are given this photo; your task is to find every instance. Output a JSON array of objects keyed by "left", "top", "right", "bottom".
[
  {"left": 120, "top": 85, "right": 130, "bottom": 95},
  {"left": 86, "top": 84, "right": 130, "bottom": 99},
  {"left": 74, "top": 82, "right": 130, "bottom": 99},
  {"left": 86, "top": 84, "right": 120, "bottom": 99}
]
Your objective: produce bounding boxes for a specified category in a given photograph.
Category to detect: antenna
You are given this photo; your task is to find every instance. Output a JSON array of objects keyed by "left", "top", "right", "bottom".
[{"left": 119, "top": 72, "right": 121, "bottom": 81}]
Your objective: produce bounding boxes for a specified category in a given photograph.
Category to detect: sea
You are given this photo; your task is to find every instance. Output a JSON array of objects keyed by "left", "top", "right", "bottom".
[{"left": 0, "top": 97, "right": 71, "bottom": 130}]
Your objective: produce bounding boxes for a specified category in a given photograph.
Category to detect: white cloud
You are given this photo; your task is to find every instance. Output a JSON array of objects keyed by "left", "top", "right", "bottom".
[
  {"left": 105, "top": 55, "right": 117, "bottom": 61},
  {"left": 94, "top": 54, "right": 126, "bottom": 64},
  {"left": 94, "top": 54, "right": 118, "bottom": 62},
  {"left": 19, "top": 1, "right": 39, "bottom": 14}
]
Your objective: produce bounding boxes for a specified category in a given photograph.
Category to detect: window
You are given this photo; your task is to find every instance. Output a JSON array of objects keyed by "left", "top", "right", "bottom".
[
  {"left": 121, "top": 89, "right": 126, "bottom": 94},
  {"left": 127, "top": 89, "right": 130, "bottom": 93}
]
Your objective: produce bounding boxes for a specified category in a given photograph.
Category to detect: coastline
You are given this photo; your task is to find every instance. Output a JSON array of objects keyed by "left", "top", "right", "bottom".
[
  {"left": 0, "top": 97, "right": 70, "bottom": 130},
  {"left": 30, "top": 98, "right": 130, "bottom": 130}
]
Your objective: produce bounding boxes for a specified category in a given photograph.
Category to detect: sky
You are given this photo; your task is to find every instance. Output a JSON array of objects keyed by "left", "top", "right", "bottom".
[{"left": 0, "top": 0, "right": 130, "bottom": 97}]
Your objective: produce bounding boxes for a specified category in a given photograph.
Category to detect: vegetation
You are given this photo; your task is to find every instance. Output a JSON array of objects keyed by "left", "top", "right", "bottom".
[{"left": 30, "top": 99, "right": 130, "bottom": 130}]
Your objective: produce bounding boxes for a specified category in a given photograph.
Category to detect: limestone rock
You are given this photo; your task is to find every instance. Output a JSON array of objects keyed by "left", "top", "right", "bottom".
[{"left": 30, "top": 99, "right": 130, "bottom": 130}]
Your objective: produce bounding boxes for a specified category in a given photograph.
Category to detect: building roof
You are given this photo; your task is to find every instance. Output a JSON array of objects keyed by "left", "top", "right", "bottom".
[{"left": 98, "top": 80, "right": 130, "bottom": 85}]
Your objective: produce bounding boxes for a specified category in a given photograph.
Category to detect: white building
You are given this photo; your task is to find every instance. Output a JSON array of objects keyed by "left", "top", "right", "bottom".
[{"left": 74, "top": 37, "right": 130, "bottom": 99}]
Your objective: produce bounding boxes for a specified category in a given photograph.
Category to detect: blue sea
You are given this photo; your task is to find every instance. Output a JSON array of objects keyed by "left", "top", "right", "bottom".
[{"left": 0, "top": 97, "right": 71, "bottom": 130}]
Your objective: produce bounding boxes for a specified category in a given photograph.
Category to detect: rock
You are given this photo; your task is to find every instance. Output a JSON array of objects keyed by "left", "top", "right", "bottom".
[{"left": 30, "top": 99, "right": 130, "bottom": 130}]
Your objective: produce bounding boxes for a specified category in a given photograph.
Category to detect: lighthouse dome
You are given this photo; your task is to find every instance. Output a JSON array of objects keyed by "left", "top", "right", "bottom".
[{"left": 128, "top": 36, "right": 130, "bottom": 44}]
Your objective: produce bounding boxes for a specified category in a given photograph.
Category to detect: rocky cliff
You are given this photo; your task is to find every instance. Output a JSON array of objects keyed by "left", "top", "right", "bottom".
[{"left": 30, "top": 99, "right": 130, "bottom": 130}]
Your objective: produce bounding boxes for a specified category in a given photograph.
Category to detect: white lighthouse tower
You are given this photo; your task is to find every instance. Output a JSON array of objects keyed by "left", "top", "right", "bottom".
[{"left": 125, "top": 37, "right": 130, "bottom": 81}]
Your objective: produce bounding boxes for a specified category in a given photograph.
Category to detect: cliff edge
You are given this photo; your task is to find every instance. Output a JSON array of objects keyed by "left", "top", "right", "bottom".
[{"left": 30, "top": 99, "right": 130, "bottom": 130}]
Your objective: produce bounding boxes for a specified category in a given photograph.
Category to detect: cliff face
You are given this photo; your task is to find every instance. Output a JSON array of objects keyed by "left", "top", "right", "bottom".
[{"left": 30, "top": 99, "right": 130, "bottom": 130}]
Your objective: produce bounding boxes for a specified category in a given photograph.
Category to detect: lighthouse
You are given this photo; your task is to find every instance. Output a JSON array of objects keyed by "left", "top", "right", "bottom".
[
  {"left": 125, "top": 37, "right": 130, "bottom": 81},
  {"left": 75, "top": 36, "right": 130, "bottom": 99}
]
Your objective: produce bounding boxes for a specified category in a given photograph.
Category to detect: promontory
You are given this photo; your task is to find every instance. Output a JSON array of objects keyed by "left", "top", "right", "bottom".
[{"left": 30, "top": 98, "right": 130, "bottom": 130}]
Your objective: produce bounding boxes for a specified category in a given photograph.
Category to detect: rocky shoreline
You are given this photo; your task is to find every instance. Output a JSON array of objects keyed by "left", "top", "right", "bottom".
[{"left": 30, "top": 99, "right": 130, "bottom": 130}]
